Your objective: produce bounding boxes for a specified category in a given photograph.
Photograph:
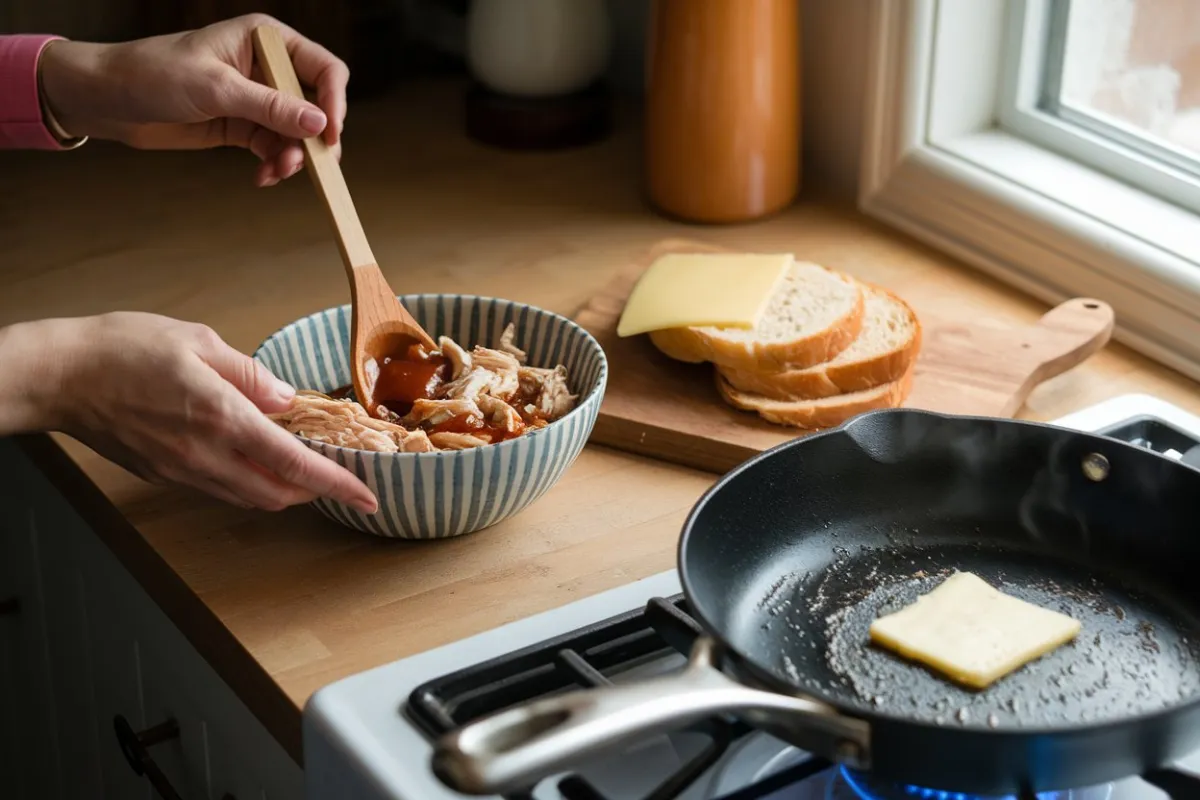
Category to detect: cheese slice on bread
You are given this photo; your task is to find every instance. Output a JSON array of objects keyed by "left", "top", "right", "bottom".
[
  {"left": 648, "top": 261, "right": 864, "bottom": 371},
  {"left": 616, "top": 252, "right": 792, "bottom": 338}
]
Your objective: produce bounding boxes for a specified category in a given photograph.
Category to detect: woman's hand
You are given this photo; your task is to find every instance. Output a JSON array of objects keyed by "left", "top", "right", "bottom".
[
  {"left": 1, "top": 313, "right": 377, "bottom": 514},
  {"left": 37, "top": 14, "right": 347, "bottom": 188}
]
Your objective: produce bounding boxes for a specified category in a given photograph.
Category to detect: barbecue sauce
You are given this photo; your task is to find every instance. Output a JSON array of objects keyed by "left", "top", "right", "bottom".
[
  {"left": 328, "top": 345, "right": 448, "bottom": 415},
  {"left": 429, "top": 413, "right": 485, "bottom": 435},
  {"left": 428, "top": 412, "right": 527, "bottom": 443},
  {"left": 373, "top": 354, "right": 449, "bottom": 416}
]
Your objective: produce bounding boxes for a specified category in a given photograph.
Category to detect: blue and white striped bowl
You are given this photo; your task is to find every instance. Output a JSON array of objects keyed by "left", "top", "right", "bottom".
[{"left": 252, "top": 295, "right": 607, "bottom": 539}]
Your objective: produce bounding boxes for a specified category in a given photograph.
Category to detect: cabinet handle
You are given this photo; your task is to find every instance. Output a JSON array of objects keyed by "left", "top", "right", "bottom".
[
  {"left": 113, "top": 714, "right": 184, "bottom": 800},
  {"left": 0, "top": 597, "right": 18, "bottom": 615}
]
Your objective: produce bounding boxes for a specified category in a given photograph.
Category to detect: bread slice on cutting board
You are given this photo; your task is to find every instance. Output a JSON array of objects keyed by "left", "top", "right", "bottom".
[
  {"left": 648, "top": 261, "right": 865, "bottom": 371},
  {"left": 717, "top": 283, "right": 922, "bottom": 400},
  {"left": 715, "top": 364, "right": 916, "bottom": 429},
  {"left": 628, "top": 251, "right": 921, "bottom": 430}
]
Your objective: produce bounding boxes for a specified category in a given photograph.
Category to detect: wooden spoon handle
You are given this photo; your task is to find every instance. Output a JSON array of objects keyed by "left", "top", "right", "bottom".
[{"left": 251, "top": 24, "right": 375, "bottom": 272}]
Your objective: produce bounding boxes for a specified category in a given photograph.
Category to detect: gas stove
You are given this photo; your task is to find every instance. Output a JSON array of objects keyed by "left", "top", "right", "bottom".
[{"left": 303, "top": 394, "right": 1200, "bottom": 800}]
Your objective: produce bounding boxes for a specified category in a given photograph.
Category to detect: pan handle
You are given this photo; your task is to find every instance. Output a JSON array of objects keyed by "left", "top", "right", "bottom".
[{"left": 430, "top": 637, "right": 872, "bottom": 796}]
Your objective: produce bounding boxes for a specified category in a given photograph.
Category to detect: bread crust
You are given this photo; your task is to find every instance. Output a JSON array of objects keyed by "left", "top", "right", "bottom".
[
  {"left": 649, "top": 273, "right": 865, "bottom": 371},
  {"left": 647, "top": 328, "right": 709, "bottom": 363},
  {"left": 715, "top": 364, "right": 915, "bottom": 430},
  {"left": 717, "top": 285, "right": 922, "bottom": 400}
]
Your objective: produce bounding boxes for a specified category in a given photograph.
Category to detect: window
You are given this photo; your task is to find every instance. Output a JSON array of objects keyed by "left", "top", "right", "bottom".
[
  {"left": 1002, "top": 0, "right": 1200, "bottom": 213},
  {"left": 860, "top": 0, "right": 1200, "bottom": 380},
  {"left": 1054, "top": 0, "right": 1200, "bottom": 158}
]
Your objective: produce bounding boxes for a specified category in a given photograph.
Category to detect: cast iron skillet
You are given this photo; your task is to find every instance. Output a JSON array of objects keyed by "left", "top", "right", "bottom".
[{"left": 431, "top": 409, "right": 1200, "bottom": 796}]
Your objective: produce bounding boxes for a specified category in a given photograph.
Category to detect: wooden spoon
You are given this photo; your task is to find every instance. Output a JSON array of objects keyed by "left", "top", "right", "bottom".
[{"left": 251, "top": 24, "right": 437, "bottom": 416}]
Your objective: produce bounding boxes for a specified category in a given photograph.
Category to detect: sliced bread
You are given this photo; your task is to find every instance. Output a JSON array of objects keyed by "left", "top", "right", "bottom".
[
  {"left": 715, "top": 365, "right": 915, "bottom": 430},
  {"left": 648, "top": 261, "right": 864, "bottom": 371},
  {"left": 717, "top": 283, "right": 921, "bottom": 400}
]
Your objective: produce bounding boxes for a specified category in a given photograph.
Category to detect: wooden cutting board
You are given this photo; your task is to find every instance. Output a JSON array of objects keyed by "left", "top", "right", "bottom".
[{"left": 575, "top": 239, "right": 1115, "bottom": 473}]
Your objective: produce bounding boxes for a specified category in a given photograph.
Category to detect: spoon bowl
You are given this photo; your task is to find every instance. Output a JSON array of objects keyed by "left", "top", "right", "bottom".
[{"left": 346, "top": 263, "right": 439, "bottom": 411}]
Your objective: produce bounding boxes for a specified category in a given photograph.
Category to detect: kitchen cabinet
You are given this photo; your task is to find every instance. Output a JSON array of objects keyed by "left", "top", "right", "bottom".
[
  {"left": 0, "top": 438, "right": 304, "bottom": 799},
  {"left": 0, "top": 485, "right": 63, "bottom": 798}
]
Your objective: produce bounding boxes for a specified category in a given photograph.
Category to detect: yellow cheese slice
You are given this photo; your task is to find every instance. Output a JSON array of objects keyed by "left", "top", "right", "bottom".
[
  {"left": 615, "top": 252, "right": 791, "bottom": 338},
  {"left": 868, "top": 571, "right": 1082, "bottom": 690}
]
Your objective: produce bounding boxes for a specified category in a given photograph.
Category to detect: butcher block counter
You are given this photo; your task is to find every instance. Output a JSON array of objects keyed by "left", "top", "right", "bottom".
[{"left": 2, "top": 79, "right": 1199, "bottom": 793}]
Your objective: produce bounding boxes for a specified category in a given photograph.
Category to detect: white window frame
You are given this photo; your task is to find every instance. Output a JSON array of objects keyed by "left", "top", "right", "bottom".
[{"left": 859, "top": 0, "right": 1200, "bottom": 382}]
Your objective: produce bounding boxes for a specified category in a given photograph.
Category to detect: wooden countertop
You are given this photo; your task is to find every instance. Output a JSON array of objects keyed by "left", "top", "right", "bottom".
[{"left": 3, "top": 79, "right": 1199, "bottom": 764}]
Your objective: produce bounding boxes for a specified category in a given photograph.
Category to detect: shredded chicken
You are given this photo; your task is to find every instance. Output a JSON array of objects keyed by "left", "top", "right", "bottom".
[
  {"left": 477, "top": 394, "right": 526, "bottom": 436},
  {"left": 441, "top": 366, "right": 502, "bottom": 403},
  {"left": 402, "top": 397, "right": 481, "bottom": 428},
  {"left": 429, "top": 432, "right": 493, "bottom": 450},
  {"left": 470, "top": 346, "right": 521, "bottom": 399},
  {"left": 438, "top": 336, "right": 472, "bottom": 380},
  {"left": 516, "top": 365, "right": 577, "bottom": 422},
  {"left": 517, "top": 365, "right": 554, "bottom": 398},
  {"left": 499, "top": 325, "right": 526, "bottom": 361},
  {"left": 270, "top": 391, "right": 436, "bottom": 453},
  {"left": 472, "top": 345, "right": 521, "bottom": 374},
  {"left": 270, "top": 323, "right": 577, "bottom": 453},
  {"left": 535, "top": 365, "right": 575, "bottom": 419}
]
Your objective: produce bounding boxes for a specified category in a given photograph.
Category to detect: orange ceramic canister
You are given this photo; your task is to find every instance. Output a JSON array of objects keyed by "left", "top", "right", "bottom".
[{"left": 644, "top": 0, "right": 801, "bottom": 224}]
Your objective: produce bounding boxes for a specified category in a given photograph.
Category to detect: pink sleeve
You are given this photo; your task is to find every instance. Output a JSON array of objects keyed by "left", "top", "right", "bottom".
[{"left": 0, "top": 34, "right": 70, "bottom": 150}]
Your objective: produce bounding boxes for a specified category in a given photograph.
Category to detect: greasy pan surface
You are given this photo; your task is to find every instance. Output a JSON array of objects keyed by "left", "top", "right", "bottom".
[{"left": 679, "top": 409, "right": 1200, "bottom": 789}]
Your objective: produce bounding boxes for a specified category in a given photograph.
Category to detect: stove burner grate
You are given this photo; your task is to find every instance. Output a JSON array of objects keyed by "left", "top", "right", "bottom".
[
  {"left": 408, "top": 588, "right": 1200, "bottom": 800},
  {"left": 408, "top": 594, "right": 793, "bottom": 800}
]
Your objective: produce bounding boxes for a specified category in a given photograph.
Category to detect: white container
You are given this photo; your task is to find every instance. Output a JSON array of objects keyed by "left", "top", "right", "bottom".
[{"left": 466, "top": 0, "right": 612, "bottom": 97}]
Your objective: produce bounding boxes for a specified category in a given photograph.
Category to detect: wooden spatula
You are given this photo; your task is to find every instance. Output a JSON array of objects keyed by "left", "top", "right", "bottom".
[{"left": 251, "top": 24, "right": 437, "bottom": 416}]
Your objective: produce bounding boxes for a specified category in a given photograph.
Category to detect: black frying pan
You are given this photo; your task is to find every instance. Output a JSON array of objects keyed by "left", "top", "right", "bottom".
[{"left": 432, "top": 409, "right": 1200, "bottom": 796}]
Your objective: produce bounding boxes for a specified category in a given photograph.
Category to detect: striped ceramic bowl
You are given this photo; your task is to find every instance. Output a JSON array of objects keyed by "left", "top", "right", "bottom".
[{"left": 252, "top": 295, "right": 607, "bottom": 539}]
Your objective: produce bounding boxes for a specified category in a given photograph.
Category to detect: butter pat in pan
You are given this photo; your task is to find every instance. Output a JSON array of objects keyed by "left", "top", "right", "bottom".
[
  {"left": 616, "top": 252, "right": 791, "bottom": 337},
  {"left": 868, "top": 571, "right": 1082, "bottom": 689}
]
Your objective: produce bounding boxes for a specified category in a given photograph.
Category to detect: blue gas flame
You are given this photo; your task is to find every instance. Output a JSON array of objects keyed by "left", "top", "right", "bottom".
[{"left": 839, "top": 765, "right": 1114, "bottom": 800}]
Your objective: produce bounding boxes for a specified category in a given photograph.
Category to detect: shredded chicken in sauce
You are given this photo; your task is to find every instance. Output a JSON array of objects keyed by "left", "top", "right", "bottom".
[{"left": 268, "top": 324, "right": 577, "bottom": 453}]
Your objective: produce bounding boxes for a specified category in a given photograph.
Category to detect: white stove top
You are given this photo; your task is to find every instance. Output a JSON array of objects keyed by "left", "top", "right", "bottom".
[{"left": 303, "top": 395, "right": 1200, "bottom": 800}]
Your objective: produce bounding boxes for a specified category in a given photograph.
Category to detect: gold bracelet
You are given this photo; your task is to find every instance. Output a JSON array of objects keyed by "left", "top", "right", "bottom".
[{"left": 36, "top": 42, "right": 88, "bottom": 150}]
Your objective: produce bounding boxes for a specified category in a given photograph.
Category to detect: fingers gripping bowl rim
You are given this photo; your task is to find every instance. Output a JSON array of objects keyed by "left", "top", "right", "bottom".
[{"left": 252, "top": 294, "right": 608, "bottom": 539}]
